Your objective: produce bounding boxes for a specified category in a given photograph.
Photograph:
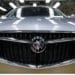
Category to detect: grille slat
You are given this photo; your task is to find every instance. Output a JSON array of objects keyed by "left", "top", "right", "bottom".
[{"left": 0, "top": 32, "right": 75, "bottom": 66}]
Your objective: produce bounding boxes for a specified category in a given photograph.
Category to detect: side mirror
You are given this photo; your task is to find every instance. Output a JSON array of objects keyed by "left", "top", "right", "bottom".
[{"left": 0, "top": 15, "right": 7, "bottom": 19}]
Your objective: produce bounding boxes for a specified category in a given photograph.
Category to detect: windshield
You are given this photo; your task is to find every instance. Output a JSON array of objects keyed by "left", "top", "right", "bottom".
[
  {"left": 21, "top": 7, "right": 49, "bottom": 17},
  {"left": 6, "top": 6, "right": 66, "bottom": 18}
]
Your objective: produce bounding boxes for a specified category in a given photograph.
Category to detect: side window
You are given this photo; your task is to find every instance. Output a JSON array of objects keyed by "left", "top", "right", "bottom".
[
  {"left": 6, "top": 9, "right": 16, "bottom": 18},
  {"left": 54, "top": 9, "right": 62, "bottom": 16},
  {"left": 53, "top": 8, "right": 65, "bottom": 17},
  {"left": 10, "top": 11, "right": 16, "bottom": 18}
]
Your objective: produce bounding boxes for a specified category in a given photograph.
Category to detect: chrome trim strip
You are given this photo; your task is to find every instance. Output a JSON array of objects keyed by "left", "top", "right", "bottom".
[
  {"left": 0, "top": 58, "right": 75, "bottom": 69},
  {"left": 0, "top": 37, "right": 75, "bottom": 44},
  {"left": 0, "top": 30, "right": 74, "bottom": 33},
  {"left": 46, "top": 38, "right": 75, "bottom": 44},
  {"left": 0, "top": 37, "right": 31, "bottom": 44}
]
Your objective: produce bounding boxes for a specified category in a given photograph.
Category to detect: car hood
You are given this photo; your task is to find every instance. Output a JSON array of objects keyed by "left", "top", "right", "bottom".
[{"left": 0, "top": 17, "right": 75, "bottom": 32}]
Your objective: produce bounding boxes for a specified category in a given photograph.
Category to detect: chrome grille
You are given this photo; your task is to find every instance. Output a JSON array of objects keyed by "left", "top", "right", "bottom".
[
  {"left": 0, "top": 32, "right": 75, "bottom": 40},
  {"left": 0, "top": 32, "right": 75, "bottom": 66}
]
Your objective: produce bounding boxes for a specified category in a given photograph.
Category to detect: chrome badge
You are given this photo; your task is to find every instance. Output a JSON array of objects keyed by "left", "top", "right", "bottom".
[{"left": 31, "top": 36, "right": 46, "bottom": 53}]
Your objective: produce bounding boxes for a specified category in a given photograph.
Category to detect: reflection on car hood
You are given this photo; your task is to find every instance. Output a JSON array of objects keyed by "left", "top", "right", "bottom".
[{"left": 0, "top": 17, "right": 75, "bottom": 32}]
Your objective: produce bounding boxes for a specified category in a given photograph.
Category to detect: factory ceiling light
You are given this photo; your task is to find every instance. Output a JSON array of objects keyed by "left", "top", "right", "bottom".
[
  {"left": 0, "top": 7, "right": 7, "bottom": 12},
  {"left": 9, "top": 2, "right": 17, "bottom": 9},
  {"left": 53, "top": 2, "right": 61, "bottom": 8},
  {"left": 33, "top": 3, "right": 37, "bottom": 7},
  {"left": 45, "top": 0, "right": 51, "bottom": 3},
  {"left": 19, "top": 0, "right": 25, "bottom": 3}
]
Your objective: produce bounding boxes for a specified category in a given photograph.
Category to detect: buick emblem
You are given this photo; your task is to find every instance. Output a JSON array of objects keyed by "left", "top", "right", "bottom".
[{"left": 31, "top": 36, "right": 46, "bottom": 53}]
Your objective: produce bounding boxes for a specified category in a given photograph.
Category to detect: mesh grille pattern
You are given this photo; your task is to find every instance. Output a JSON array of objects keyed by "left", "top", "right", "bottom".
[{"left": 0, "top": 32, "right": 75, "bottom": 65}]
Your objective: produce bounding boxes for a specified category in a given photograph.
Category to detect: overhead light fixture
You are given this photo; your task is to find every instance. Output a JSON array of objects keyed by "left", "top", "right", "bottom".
[
  {"left": 9, "top": 2, "right": 17, "bottom": 9},
  {"left": 45, "top": 0, "right": 51, "bottom": 3},
  {"left": 33, "top": 3, "right": 37, "bottom": 7},
  {"left": 19, "top": 0, "right": 24, "bottom": 3},
  {"left": 0, "top": 7, "right": 7, "bottom": 12},
  {"left": 53, "top": 2, "right": 61, "bottom": 8}
]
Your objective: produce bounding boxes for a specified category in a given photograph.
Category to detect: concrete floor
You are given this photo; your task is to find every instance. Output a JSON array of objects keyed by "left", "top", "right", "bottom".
[{"left": 0, "top": 63, "right": 75, "bottom": 73}]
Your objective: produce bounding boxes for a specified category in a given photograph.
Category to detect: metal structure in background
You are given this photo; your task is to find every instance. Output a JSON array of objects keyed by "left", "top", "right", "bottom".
[
  {"left": 0, "top": 0, "right": 75, "bottom": 6},
  {"left": 0, "top": 0, "right": 75, "bottom": 15}
]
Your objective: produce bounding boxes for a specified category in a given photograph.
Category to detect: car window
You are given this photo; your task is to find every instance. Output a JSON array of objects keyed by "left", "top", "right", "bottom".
[
  {"left": 54, "top": 9, "right": 62, "bottom": 16},
  {"left": 6, "top": 9, "right": 16, "bottom": 18},
  {"left": 21, "top": 7, "right": 49, "bottom": 17},
  {"left": 6, "top": 7, "right": 66, "bottom": 18},
  {"left": 53, "top": 8, "right": 66, "bottom": 17}
]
